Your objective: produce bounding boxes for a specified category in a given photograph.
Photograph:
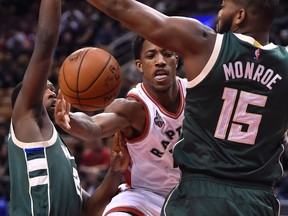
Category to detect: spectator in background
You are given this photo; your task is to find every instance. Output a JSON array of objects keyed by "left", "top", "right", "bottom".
[{"left": 78, "top": 138, "right": 112, "bottom": 195}]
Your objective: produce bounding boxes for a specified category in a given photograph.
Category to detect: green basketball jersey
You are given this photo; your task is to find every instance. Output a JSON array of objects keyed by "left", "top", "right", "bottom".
[
  {"left": 174, "top": 32, "right": 288, "bottom": 186},
  {"left": 8, "top": 123, "right": 82, "bottom": 216}
]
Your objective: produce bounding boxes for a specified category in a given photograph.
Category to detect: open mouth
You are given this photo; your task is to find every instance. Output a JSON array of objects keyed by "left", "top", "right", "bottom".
[
  {"left": 154, "top": 70, "right": 168, "bottom": 81},
  {"left": 51, "top": 100, "right": 56, "bottom": 108}
]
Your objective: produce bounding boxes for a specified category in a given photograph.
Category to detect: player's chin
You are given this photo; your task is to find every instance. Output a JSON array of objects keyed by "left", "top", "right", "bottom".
[
  {"left": 155, "top": 85, "right": 171, "bottom": 93},
  {"left": 46, "top": 102, "right": 55, "bottom": 111},
  {"left": 47, "top": 105, "right": 55, "bottom": 116},
  {"left": 154, "top": 79, "right": 172, "bottom": 90},
  {"left": 153, "top": 79, "right": 169, "bottom": 88},
  {"left": 50, "top": 106, "right": 55, "bottom": 112}
]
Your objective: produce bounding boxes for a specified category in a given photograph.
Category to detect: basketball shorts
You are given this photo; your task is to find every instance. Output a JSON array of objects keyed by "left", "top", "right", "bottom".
[
  {"left": 103, "top": 185, "right": 165, "bottom": 216},
  {"left": 161, "top": 173, "right": 280, "bottom": 216}
]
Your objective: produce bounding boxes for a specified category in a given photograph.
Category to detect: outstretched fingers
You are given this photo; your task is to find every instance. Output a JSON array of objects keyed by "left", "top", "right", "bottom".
[
  {"left": 110, "top": 131, "right": 130, "bottom": 173},
  {"left": 55, "top": 90, "right": 71, "bottom": 130}
]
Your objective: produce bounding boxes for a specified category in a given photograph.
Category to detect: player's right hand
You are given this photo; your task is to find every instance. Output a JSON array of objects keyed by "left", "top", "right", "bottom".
[{"left": 54, "top": 90, "right": 72, "bottom": 130}]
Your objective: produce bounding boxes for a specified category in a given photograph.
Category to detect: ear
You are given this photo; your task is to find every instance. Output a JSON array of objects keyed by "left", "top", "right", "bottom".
[
  {"left": 135, "top": 59, "right": 143, "bottom": 73},
  {"left": 234, "top": 8, "right": 246, "bottom": 25},
  {"left": 175, "top": 54, "right": 179, "bottom": 68}
]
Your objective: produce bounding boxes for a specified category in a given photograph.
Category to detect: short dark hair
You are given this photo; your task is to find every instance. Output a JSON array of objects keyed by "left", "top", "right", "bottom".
[
  {"left": 236, "top": 0, "right": 279, "bottom": 23},
  {"left": 11, "top": 81, "right": 23, "bottom": 109},
  {"left": 131, "top": 34, "right": 146, "bottom": 60}
]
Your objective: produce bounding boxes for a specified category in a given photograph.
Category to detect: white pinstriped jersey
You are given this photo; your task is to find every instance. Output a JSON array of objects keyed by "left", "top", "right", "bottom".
[{"left": 125, "top": 77, "right": 187, "bottom": 197}]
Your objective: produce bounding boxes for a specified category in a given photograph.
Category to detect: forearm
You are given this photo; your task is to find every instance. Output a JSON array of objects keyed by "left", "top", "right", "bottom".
[
  {"left": 67, "top": 112, "right": 101, "bottom": 141},
  {"left": 21, "top": 0, "right": 61, "bottom": 107},
  {"left": 37, "top": 0, "right": 61, "bottom": 54}
]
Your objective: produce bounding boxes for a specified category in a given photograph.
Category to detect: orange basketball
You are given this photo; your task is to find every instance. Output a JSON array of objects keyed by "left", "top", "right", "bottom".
[{"left": 58, "top": 47, "right": 122, "bottom": 111}]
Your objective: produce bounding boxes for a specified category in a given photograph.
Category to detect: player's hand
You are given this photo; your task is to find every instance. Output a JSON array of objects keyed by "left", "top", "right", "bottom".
[
  {"left": 109, "top": 131, "right": 130, "bottom": 174},
  {"left": 54, "top": 90, "right": 71, "bottom": 130}
]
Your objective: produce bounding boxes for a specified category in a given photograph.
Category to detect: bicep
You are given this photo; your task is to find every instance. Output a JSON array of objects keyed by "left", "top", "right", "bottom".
[
  {"left": 132, "top": 15, "right": 215, "bottom": 57},
  {"left": 146, "top": 17, "right": 216, "bottom": 57}
]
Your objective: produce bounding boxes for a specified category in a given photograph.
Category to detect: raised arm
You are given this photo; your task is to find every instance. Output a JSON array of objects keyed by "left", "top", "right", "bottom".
[
  {"left": 15, "top": 0, "right": 61, "bottom": 114},
  {"left": 12, "top": 0, "right": 61, "bottom": 140},
  {"left": 85, "top": 0, "right": 216, "bottom": 60}
]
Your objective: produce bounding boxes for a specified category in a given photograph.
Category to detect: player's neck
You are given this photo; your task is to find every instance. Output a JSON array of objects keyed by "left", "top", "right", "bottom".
[{"left": 148, "top": 84, "right": 181, "bottom": 114}]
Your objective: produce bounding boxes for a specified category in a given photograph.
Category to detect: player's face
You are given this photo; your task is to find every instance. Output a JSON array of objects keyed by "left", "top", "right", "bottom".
[
  {"left": 136, "top": 40, "right": 178, "bottom": 92},
  {"left": 43, "top": 81, "right": 57, "bottom": 122},
  {"left": 216, "top": 0, "right": 239, "bottom": 33}
]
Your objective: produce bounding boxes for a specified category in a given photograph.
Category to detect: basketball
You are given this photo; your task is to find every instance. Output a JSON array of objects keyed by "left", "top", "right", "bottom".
[{"left": 58, "top": 47, "right": 122, "bottom": 111}]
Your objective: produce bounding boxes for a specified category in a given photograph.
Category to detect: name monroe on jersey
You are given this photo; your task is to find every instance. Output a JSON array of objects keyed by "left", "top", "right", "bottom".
[{"left": 223, "top": 61, "right": 282, "bottom": 90}]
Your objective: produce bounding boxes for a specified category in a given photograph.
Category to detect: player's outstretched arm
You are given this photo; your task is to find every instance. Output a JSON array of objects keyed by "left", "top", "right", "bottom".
[
  {"left": 81, "top": 132, "right": 130, "bottom": 216},
  {"left": 85, "top": 0, "right": 215, "bottom": 58},
  {"left": 55, "top": 92, "right": 143, "bottom": 141}
]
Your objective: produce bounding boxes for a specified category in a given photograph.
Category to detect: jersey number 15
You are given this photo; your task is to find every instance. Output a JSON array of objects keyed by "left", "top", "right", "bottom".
[{"left": 214, "top": 87, "right": 267, "bottom": 145}]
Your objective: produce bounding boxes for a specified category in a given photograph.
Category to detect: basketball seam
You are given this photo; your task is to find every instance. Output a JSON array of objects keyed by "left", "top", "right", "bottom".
[
  {"left": 60, "top": 80, "right": 121, "bottom": 100},
  {"left": 70, "top": 80, "right": 121, "bottom": 100},
  {"left": 59, "top": 47, "right": 121, "bottom": 111},
  {"left": 77, "top": 48, "right": 90, "bottom": 107},
  {"left": 78, "top": 53, "right": 113, "bottom": 93},
  {"left": 77, "top": 49, "right": 112, "bottom": 110}
]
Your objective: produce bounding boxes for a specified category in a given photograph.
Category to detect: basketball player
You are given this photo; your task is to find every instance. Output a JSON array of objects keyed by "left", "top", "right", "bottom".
[
  {"left": 55, "top": 34, "right": 187, "bottom": 215},
  {"left": 70, "top": 0, "right": 288, "bottom": 215},
  {"left": 7, "top": 0, "right": 129, "bottom": 215}
]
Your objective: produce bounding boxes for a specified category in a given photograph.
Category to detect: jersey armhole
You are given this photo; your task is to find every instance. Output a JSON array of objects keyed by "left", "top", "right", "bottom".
[
  {"left": 187, "top": 33, "right": 224, "bottom": 88},
  {"left": 125, "top": 93, "right": 150, "bottom": 143}
]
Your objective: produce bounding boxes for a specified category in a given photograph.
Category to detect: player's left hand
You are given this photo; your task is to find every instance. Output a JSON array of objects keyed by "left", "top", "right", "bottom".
[{"left": 110, "top": 131, "right": 130, "bottom": 174}]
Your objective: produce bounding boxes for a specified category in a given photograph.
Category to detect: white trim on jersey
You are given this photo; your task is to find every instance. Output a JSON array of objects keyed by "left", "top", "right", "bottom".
[
  {"left": 29, "top": 175, "right": 49, "bottom": 187},
  {"left": 10, "top": 121, "right": 57, "bottom": 148},
  {"left": 26, "top": 158, "right": 48, "bottom": 173},
  {"left": 187, "top": 34, "right": 223, "bottom": 88},
  {"left": 234, "top": 33, "right": 278, "bottom": 50}
]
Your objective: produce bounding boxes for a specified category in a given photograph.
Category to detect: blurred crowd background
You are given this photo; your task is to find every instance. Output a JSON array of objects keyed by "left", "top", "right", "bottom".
[{"left": 0, "top": 0, "right": 288, "bottom": 215}]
